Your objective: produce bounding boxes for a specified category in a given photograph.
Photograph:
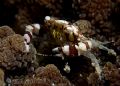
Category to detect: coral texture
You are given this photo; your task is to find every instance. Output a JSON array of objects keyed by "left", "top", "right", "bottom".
[
  {"left": 0, "top": 68, "right": 5, "bottom": 86},
  {"left": 102, "top": 62, "right": 120, "bottom": 86},
  {"left": 0, "top": 0, "right": 119, "bottom": 86},
  {"left": 0, "top": 26, "right": 15, "bottom": 39},
  {"left": 11, "top": 64, "right": 73, "bottom": 86},
  {"left": 73, "top": 20, "right": 95, "bottom": 37},
  {"left": 72, "top": 0, "right": 112, "bottom": 26},
  {"left": 0, "top": 26, "right": 37, "bottom": 70},
  {"left": 87, "top": 72, "right": 99, "bottom": 86}
]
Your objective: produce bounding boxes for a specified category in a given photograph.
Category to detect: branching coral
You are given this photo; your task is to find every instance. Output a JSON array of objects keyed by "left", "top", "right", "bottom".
[{"left": 0, "top": 26, "right": 37, "bottom": 70}]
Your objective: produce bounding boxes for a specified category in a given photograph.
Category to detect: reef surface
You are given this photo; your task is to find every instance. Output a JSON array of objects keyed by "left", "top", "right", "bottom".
[{"left": 0, "top": 0, "right": 120, "bottom": 86}]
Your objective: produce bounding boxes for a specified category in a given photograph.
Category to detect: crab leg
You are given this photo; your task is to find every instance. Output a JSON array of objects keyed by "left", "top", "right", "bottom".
[{"left": 23, "top": 23, "right": 40, "bottom": 52}]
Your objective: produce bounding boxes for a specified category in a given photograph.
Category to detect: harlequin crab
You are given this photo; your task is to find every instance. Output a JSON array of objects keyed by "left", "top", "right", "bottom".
[{"left": 23, "top": 16, "right": 116, "bottom": 78}]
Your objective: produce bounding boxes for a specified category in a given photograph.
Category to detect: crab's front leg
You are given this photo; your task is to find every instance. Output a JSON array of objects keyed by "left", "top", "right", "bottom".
[
  {"left": 52, "top": 42, "right": 101, "bottom": 76},
  {"left": 52, "top": 43, "right": 79, "bottom": 57},
  {"left": 64, "top": 22, "right": 116, "bottom": 56},
  {"left": 23, "top": 23, "right": 40, "bottom": 52}
]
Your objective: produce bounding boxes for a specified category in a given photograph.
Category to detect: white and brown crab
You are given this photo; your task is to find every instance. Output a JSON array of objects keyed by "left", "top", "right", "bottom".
[{"left": 24, "top": 16, "right": 116, "bottom": 78}]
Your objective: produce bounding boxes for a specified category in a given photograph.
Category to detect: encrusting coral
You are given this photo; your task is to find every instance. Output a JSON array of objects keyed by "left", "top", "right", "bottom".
[
  {"left": 102, "top": 62, "right": 120, "bottom": 86},
  {"left": 72, "top": 0, "right": 115, "bottom": 41},
  {"left": 0, "top": 26, "right": 15, "bottom": 39},
  {"left": 0, "top": 0, "right": 119, "bottom": 86},
  {"left": 73, "top": 20, "right": 93, "bottom": 36},
  {"left": 11, "top": 64, "right": 73, "bottom": 86},
  {"left": 0, "top": 26, "right": 37, "bottom": 70},
  {"left": 87, "top": 72, "right": 99, "bottom": 86},
  {"left": 0, "top": 68, "right": 5, "bottom": 86},
  {"left": 72, "top": 0, "right": 112, "bottom": 26}
]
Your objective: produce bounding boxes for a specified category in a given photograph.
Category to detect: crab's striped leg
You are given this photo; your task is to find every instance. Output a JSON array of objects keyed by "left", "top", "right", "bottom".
[
  {"left": 52, "top": 40, "right": 92, "bottom": 57},
  {"left": 52, "top": 38, "right": 116, "bottom": 57},
  {"left": 23, "top": 24, "right": 40, "bottom": 52}
]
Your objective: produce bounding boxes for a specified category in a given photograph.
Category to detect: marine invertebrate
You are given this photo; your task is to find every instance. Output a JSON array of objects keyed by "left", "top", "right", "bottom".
[
  {"left": 72, "top": 0, "right": 114, "bottom": 40},
  {"left": 102, "top": 62, "right": 120, "bottom": 86},
  {"left": 0, "top": 69, "right": 5, "bottom": 86},
  {"left": 73, "top": 19, "right": 95, "bottom": 36},
  {"left": 0, "top": 1, "right": 119, "bottom": 86},
  {"left": 24, "top": 23, "right": 40, "bottom": 44},
  {"left": 87, "top": 72, "right": 99, "bottom": 86},
  {"left": 34, "top": 16, "right": 116, "bottom": 78},
  {"left": 45, "top": 16, "right": 116, "bottom": 56},
  {"left": 0, "top": 26, "right": 15, "bottom": 39},
  {"left": 23, "top": 23, "right": 40, "bottom": 53},
  {"left": 0, "top": 26, "right": 37, "bottom": 70},
  {"left": 41, "top": 16, "right": 116, "bottom": 78},
  {"left": 43, "top": 16, "right": 86, "bottom": 43},
  {"left": 35, "top": 64, "right": 70, "bottom": 82},
  {"left": 14, "top": 8, "right": 32, "bottom": 34},
  {"left": 11, "top": 64, "right": 73, "bottom": 86},
  {"left": 72, "top": 0, "right": 112, "bottom": 29}
]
